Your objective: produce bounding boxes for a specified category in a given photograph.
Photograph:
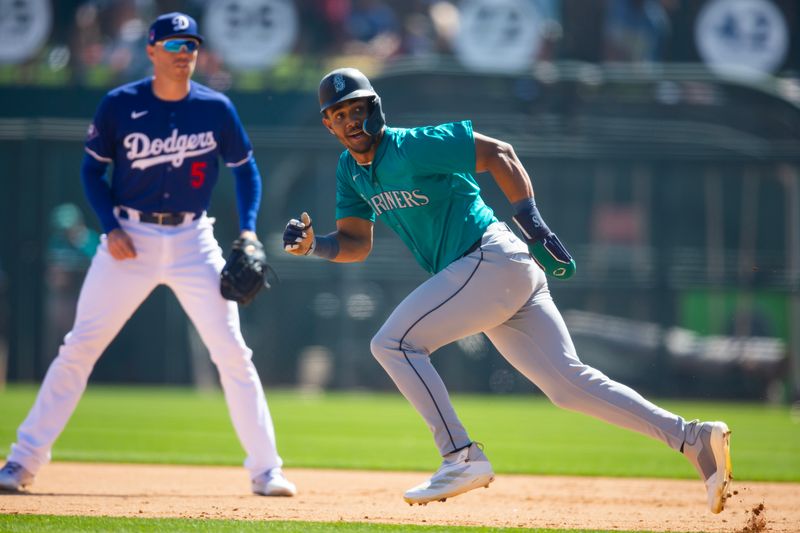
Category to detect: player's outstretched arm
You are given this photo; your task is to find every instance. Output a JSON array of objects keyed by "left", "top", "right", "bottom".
[
  {"left": 283, "top": 213, "right": 372, "bottom": 262},
  {"left": 473, "top": 131, "right": 575, "bottom": 279}
]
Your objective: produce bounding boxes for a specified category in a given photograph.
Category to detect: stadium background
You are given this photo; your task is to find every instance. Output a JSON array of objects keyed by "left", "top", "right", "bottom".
[{"left": 0, "top": 0, "right": 798, "bottom": 403}]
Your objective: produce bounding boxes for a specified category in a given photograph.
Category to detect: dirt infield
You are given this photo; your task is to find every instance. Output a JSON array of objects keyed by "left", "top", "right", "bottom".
[{"left": 1, "top": 463, "right": 798, "bottom": 532}]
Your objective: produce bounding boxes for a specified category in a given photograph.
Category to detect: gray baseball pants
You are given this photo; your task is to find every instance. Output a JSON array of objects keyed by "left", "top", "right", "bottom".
[{"left": 371, "top": 222, "right": 688, "bottom": 456}]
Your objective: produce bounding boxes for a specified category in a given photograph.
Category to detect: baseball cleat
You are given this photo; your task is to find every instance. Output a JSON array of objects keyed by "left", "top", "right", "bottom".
[
  {"left": 403, "top": 442, "right": 495, "bottom": 505},
  {"left": 251, "top": 467, "right": 297, "bottom": 497},
  {"left": 682, "top": 420, "right": 732, "bottom": 514},
  {"left": 0, "top": 461, "right": 34, "bottom": 492}
]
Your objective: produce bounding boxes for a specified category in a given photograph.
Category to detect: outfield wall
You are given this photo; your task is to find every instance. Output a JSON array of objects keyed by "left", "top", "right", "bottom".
[{"left": 1, "top": 66, "right": 798, "bottom": 400}]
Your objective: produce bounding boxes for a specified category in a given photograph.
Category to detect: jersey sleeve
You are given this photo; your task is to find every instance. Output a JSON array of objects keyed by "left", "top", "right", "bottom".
[
  {"left": 335, "top": 159, "right": 375, "bottom": 222},
  {"left": 84, "top": 95, "right": 115, "bottom": 163},
  {"left": 399, "top": 120, "right": 476, "bottom": 175},
  {"left": 219, "top": 97, "right": 254, "bottom": 167}
]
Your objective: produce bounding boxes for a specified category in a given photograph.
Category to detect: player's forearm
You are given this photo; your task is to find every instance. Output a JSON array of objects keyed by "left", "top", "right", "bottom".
[
  {"left": 232, "top": 157, "right": 261, "bottom": 231},
  {"left": 284, "top": 214, "right": 372, "bottom": 261},
  {"left": 484, "top": 145, "right": 535, "bottom": 205},
  {"left": 80, "top": 153, "right": 119, "bottom": 233},
  {"left": 323, "top": 231, "right": 371, "bottom": 263},
  {"left": 491, "top": 154, "right": 534, "bottom": 204}
]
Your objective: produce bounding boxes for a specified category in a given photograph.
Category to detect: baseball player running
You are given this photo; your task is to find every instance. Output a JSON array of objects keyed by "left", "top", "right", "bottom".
[
  {"left": 0, "top": 13, "right": 295, "bottom": 497},
  {"left": 283, "top": 68, "right": 732, "bottom": 512}
]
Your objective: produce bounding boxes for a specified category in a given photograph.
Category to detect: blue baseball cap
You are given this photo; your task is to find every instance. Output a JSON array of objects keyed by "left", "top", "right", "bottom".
[{"left": 148, "top": 12, "right": 203, "bottom": 45}]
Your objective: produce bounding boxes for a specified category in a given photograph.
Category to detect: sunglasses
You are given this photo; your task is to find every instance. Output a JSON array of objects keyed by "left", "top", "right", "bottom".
[{"left": 158, "top": 39, "right": 200, "bottom": 53}]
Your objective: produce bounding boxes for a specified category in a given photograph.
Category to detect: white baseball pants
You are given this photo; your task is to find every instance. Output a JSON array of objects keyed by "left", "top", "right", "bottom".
[
  {"left": 371, "top": 222, "right": 689, "bottom": 456},
  {"left": 8, "top": 213, "right": 283, "bottom": 478}
]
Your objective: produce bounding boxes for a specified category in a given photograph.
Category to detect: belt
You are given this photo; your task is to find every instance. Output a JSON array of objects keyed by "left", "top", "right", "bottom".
[
  {"left": 460, "top": 237, "right": 482, "bottom": 258},
  {"left": 117, "top": 207, "right": 198, "bottom": 226}
]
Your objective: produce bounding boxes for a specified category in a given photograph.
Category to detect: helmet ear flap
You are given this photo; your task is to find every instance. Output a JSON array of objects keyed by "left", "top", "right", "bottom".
[{"left": 363, "top": 95, "right": 385, "bottom": 137}]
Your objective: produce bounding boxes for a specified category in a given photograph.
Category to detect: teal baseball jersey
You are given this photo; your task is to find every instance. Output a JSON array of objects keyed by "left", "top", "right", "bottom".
[
  {"left": 335, "top": 120, "right": 497, "bottom": 273},
  {"left": 331, "top": 118, "right": 710, "bottom": 509}
]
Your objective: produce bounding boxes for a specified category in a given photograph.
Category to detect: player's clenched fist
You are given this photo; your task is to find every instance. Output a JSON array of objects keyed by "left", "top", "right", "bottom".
[
  {"left": 283, "top": 212, "right": 315, "bottom": 255},
  {"left": 107, "top": 228, "right": 137, "bottom": 260}
]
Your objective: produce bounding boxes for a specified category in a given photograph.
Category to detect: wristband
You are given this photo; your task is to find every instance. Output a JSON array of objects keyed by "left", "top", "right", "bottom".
[
  {"left": 312, "top": 235, "right": 339, "bottom": 260},
  {"left": 511, "top": 197, "right": 551, "bottom": 243}
]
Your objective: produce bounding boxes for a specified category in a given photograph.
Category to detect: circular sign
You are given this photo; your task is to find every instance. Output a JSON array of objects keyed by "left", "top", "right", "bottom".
[
  {"left": 453, "top": 0, "right": 542, "bottom": 74},
  {"left": 0, "top": 0, "right": 52, "bottom": 64},
  {"left": 204, "top": 0, "right": 298, "bottom": 70},
  {"left": 695, "top": 0, "right": 789, "bottom": 79}
]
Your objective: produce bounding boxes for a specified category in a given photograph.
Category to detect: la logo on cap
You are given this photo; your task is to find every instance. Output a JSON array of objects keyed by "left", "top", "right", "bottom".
[{"left": 172, "top": 15, "right": 190, "bottom": 31}]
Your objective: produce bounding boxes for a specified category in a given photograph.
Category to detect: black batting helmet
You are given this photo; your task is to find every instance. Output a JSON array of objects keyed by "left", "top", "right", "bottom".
[
  {"left": 318, "top": 67, "right": 386, "bottom": 136},
  {"left": 318, "top": 68, "right": 377, "bottom": 113}
]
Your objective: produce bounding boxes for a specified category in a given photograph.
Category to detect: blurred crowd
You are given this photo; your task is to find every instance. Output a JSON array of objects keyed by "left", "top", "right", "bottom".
[{"left": 3, "top": 0, "right": 794, "bottom": 90}]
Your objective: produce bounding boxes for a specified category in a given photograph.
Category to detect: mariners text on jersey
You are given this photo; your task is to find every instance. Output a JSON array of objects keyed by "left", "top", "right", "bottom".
[
  {"left": 335, "top": 121, "right": 497, "bottom": 274},
  {"left": 369, "top": 189, "right": 430, "bottom": 216}
]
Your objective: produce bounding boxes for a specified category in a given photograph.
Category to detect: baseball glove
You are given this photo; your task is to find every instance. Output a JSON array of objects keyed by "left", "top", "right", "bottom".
[{"left": 220, "top": 237, "right": 274, "bottom": 305}]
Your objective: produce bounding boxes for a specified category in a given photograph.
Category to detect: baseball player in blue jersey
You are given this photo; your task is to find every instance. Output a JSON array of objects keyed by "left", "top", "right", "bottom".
[
  {"left": 0, "top": 13, "right": 295, "bottom": 497},
  {"left": 283, "top": 68, "right": 733, "bottom": 512}
]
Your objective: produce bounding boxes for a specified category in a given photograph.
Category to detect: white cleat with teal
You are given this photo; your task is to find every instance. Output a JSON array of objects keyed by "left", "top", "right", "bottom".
[
  {"left": 683, "top": 420, "right": 733, "bottom": 514},
  {"left": 404, "top": 442, "right": 495, "bottom": 505}
]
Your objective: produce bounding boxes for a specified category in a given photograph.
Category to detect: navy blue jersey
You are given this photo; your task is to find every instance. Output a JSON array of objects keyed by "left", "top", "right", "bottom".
[{"left": 85, "top": 78, "right": 252, "bottom": 214}]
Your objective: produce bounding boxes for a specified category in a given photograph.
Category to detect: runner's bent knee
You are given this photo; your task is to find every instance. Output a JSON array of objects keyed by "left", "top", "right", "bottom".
[{"left": 370, "top": 331, "right": 400, "bottom": 363}]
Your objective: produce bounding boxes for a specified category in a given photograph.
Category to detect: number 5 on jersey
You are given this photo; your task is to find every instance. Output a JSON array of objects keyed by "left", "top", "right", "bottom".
[{"left": 191, "top": 161, "right": 207, "bottom": 188}]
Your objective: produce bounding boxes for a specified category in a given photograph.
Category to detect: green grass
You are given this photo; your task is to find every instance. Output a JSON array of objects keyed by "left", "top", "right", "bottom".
[
  {"left": 0, "top": 385, "right": 798, "bottom": 482},
  {"left": 0, "top": 515, "right": 660, "bottom": 533}
]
